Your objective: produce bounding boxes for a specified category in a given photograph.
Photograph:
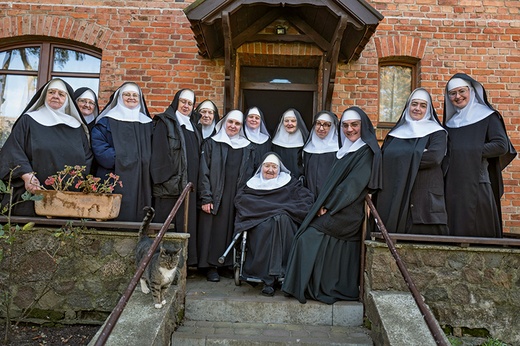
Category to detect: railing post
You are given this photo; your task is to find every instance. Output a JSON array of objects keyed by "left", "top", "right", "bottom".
[
  {"left": 365, "top": 195, "right": 448, "bottom": 346},
  {"left": 93, "top": 182, "right": 193, "bottom": 346}
]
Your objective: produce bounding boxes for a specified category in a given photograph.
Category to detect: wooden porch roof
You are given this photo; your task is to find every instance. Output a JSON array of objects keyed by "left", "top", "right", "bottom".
[{"left": 184, "top": 0, "right": 384, "bottom": 63}]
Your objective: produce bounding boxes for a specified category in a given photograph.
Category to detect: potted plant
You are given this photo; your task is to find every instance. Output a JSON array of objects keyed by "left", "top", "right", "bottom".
[{"left": 34, "top": 165, "right": 123, "bottom": 220}]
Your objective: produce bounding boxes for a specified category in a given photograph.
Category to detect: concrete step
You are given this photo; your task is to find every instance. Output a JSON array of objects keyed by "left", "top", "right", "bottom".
[
  {"left": 184, "top": 272, "right": 364, "bottom": 327},
  {"left": 172, "top": 321, "right": 373, "bottom": 345},
  {"left": 174, "top": 271, "right": 373, "bottom": 345}
]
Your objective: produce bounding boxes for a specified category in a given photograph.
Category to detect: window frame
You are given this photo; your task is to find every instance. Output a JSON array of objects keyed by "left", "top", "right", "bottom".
[
  {"left": 0, "top": 40, "right": 102, "bottom": 147},
  {"left": 0, "top": 41, "right": 101, "bottom": 90},
  {"left": 377, "top": 58, "right": 419, "bottom": 128}
]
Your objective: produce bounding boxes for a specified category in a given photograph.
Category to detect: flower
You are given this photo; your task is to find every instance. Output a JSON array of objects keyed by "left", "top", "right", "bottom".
[{"left": 44, "top": 165, "right": 122, "bottom": 194}]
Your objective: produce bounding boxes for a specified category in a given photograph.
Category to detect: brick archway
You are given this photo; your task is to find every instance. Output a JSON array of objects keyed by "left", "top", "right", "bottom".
[
  {"left": 0, "top": 14, "right": 112, "bottom": 49},
  {"left": 373, "top": 36, "right": 427, "bottom": 60}
]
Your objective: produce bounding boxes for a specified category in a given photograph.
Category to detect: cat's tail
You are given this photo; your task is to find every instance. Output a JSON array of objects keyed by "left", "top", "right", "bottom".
[{"left": 138, "top": 206, "right": 156, "bottom": 239}]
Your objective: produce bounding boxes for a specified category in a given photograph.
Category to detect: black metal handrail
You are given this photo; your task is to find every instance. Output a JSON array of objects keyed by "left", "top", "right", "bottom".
[
  {"left": 93, "top": 182, "right": 193, "bottom": 346},
  {"left": 365, "top": 195, "right": 448, "bottom": 346}
]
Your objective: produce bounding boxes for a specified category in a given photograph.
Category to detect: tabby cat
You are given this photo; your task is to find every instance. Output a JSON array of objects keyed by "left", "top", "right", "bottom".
[{"left": 135, "top": 206, "right": 183, "bottom": 308}]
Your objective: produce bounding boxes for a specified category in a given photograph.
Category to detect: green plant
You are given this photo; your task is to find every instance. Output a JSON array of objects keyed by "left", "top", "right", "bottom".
[
  {"left": 44, "top": 165, "right": 122, "bottom": 194},
  {"left": 481, "top": 338, "right": 508, "bottom": 346},
  {"left": 447, "top": 336, "right": 463, "bottom": 346}
]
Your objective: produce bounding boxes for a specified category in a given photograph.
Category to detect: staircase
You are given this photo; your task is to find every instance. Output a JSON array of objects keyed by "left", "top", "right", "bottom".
[{"left": 172, "top": 271, "right": 373, "bottom": 345}]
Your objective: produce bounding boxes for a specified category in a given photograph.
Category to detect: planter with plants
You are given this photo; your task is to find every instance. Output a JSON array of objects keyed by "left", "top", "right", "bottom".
[{"left": 34, "top": 165, "right": 123, "bottom": 220}]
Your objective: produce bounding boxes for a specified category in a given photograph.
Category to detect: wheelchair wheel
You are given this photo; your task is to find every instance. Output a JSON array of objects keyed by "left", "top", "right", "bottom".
[{"left": 234, "top": 266, "right": 241, "bottom": 286}]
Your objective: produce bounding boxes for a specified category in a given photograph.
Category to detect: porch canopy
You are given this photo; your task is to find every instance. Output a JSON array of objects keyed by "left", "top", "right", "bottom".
[{"left": 184, "top": 0, "right": 383, "bottom": 111}]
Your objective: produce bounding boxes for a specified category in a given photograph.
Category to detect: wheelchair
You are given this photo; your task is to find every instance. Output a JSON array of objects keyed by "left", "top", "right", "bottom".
[
  {"left": 219, "top": 230, "right": 286, "bottom": 287},
  {"left": 218, "top": 231, "right": 256, "bottom": 286}
]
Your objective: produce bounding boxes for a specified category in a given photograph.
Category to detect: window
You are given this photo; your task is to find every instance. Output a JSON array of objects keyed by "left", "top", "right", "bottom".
[
  {"left": 0, "top": 42, "right": 101, "bottom": 146},
  {"left": 378, "top": 60, "right": 418, "bottom": 125}
]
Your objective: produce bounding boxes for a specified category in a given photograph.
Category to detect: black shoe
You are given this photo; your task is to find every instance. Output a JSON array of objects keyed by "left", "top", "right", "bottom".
[
  {"left": 206, "top": 268, "right": 220, "bottom": 282},
  {"left": 261, "top": 284, "right": 275, "bottom": 296}
]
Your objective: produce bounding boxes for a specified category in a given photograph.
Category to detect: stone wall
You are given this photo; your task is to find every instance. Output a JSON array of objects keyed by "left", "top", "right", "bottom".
[
  {"left": 0, "top": 227, "right": 189, "bottom": 325},
  {"left": 364, "top": 240, "right": 520, "bottom": 345}
]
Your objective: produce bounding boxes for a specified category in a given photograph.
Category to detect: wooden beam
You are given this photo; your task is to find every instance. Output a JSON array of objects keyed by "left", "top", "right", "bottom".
[
  {"left": 285, "top": 13, "right": 329, "bottom": 52},
  {"left": 322, "top": 15, "right": 348, "bottom": 109},
  {"left": 232, "top": 8, "right": 283, "bottom": 48},
  {"left": 246, "top": 34, "right": 314, "bottom": 44},
  {"left": 222, "top": 11, "right": 236, "bottom": 114}
]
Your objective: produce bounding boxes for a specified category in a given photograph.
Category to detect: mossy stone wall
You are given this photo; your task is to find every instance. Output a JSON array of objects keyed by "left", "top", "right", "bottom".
[
  {"left": 0, "top": 227, "right": 189, "bottom": 325},
  {"left": 364, "top": 240, "right": 520, "bottom": 345}
]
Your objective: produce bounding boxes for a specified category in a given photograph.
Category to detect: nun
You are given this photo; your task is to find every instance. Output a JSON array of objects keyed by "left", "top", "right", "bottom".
[
  {"left": 73, "top": 87, "right": 99, "bottom": 131},
  {"left": 151, "top": 88, "right": 202, "bottom": 266},
  {"left": 0, "top": 78, "right": 92, "bottom": 216},
  {"left": 302, "top": 111, "right": 339, "bottom": 196},
  {"left": 234, "top": 152, "right": 314, "bottom": 296},
  {"left": 443, "top": 73, "right": 516, "bottom": 237},
  {"left": 197, "top": 110, "right": 255, "bottom": 282},
  {"left": 194, "top": 99, "right": 219, "bottom": 140},
  {"left": 282, "top": 107, "right": 382, "bottom": 304},
  {"left": 91, "top": 82, "right": 152, "bottom": 222},
  {"left": 374, "top": 88, "right": 448, "bottom": 235},
  {"left": 243, "top": 106, "right": 271, "bottom": 170}
]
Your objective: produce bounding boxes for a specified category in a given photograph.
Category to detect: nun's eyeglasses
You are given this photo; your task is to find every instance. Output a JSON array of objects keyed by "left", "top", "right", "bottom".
[
  {"left": 315, "top": 122, "right": 332, "bottom": 129},
  {"left": 77, "top": 99, "right": 95, "bottom": 107},
  {"left": 448, "top": 87, "right": 468, "bottom": 99}
]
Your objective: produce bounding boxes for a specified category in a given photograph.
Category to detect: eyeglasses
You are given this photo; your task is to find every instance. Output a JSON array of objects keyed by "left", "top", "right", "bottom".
[
  {"left": 77, "top": 99, "right": 96, "bottom": 107},
  {"left": 315, "top": 121, "right": 332, "bottom": 129},
  {"left": 122, "top": 92, "right": 139, "bottom": 98},
  {"left": 448, "top": 87, "right": 468, "bottom": 99}
]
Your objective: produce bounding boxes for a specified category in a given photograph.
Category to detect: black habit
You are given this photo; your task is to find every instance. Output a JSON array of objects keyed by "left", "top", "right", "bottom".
[
  {"left": 197, "top": 138, "right": 255, "bottom": 268},
  {"left": 0, "top": 79, "right": 92, "bottom": 216},
  {"left": 376, "top": 131, "right": 448, "bottom": 235},
  {"left": 234, "top": 177, "right": 314, "bottom": 286},
  {"left": 282, "top": 107, "right": 382, "bottom": 304},
  {"left": 443, "top": 73, "right": 516, "bottom": 237},
  {"left": 91, "top": 82, "right": 152, "bottom": 222},
  {"left": 151, "top": 90, "right": 201, "bottom": 266}
]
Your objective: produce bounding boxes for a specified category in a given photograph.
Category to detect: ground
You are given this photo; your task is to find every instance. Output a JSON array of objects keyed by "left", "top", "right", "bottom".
[{"left": 0, "top": 323, "right": 99, "bottom": 345}]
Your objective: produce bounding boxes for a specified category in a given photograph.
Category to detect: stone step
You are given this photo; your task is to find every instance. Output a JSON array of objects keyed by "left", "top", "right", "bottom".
[
  {"left": 172, "top": 320, "right": 373, "bottom": 346},
  {"left": 184, "top": 273, "right": 364, "bottom": 327}
]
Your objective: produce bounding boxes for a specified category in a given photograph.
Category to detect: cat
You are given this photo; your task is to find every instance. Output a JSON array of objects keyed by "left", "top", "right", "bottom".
[{"left": 135, "top": 206, "right": 183, "bottom": 308}]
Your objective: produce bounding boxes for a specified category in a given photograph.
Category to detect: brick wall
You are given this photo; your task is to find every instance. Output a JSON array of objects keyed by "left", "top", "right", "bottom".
[{"left": 0, "top": 0, "right": 518, "bottom": 232}]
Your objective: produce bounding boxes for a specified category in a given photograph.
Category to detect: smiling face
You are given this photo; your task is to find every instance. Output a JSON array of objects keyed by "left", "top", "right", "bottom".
[
  {"left": 261, "top": 162, "right": 279, "bottom": 180},
  {"left": 342, "top": 119, "right": 361, "bottom": 142},
  {"left": 225, "top": 118, "right": 242, "bottom": 137},
  {"left": 246, "top": 113, "right": 261, "bottom": 130},
  {"left": 448, "top": 86, "right": 470, "bottom": 109},
  {"left": 76, "top": 98, "right": 95, "bottom": 116},
  {"left": 283, "top": 116, "right": 298, "bottom": 134},
  {"left": 409, "top": 99, "right": 428, "bottom": 121},
  {"left": 199, "top": 108, "right": 214, "bottom": 125},
  {"left": 46, "top": 88, "right": 67, "bottom": 110},
  {"left": 121, "top": 91, "right": 140, "bottom": 109}
]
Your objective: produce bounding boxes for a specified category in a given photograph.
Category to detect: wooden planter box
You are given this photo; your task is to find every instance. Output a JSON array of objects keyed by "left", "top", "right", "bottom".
[{"left": 34, "top": 190, "right": 122, "bottom": 220}]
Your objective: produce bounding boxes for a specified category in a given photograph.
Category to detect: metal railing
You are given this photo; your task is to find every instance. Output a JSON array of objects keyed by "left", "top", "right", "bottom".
[
  {"left": 93, "top": 182, "right": 193, "bottom": 346},
  {"left": 365, "top": 195, "right": 449, "bottom": 346}
]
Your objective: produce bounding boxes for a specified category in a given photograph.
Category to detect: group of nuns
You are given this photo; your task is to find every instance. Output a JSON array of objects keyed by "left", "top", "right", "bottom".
[{"left": 0, "top": 72, "right": 515, "bottom": 304}]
